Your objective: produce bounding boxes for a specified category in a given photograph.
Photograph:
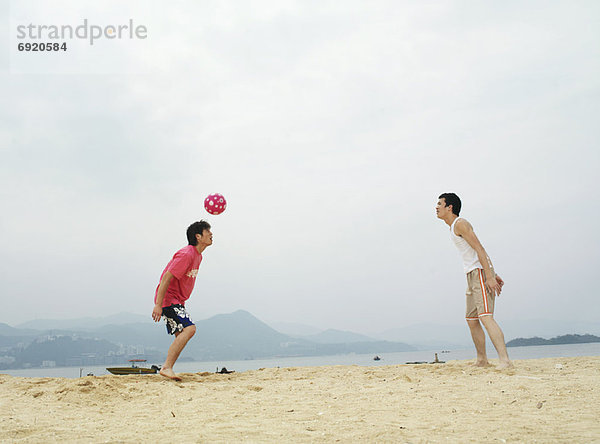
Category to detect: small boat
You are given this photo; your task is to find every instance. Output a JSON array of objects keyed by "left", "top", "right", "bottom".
[
  {"left": 373, "top": 356, "right": 381, "bottom": 361},
  {"left": 106, "top": 359, "right": 160, "bottom": 375},
  {"left": 406, "top": 353, "right": 446, "bottom": 365}
]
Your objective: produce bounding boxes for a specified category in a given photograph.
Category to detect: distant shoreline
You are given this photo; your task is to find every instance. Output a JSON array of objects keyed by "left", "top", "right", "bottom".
[
  {"left": 506, "top": 333, "right": 600, "bottom": 347},
  {"left": 4, "top": 342, "right": 600, "bottom": 378}
]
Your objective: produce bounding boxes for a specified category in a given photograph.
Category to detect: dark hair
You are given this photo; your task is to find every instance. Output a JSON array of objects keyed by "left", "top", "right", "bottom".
[
  {"left": 187, "top": 220, "right": 211, "bottom": 246},
  {"left": 438, "top": 193, "right": 461, "bottom": 216}
]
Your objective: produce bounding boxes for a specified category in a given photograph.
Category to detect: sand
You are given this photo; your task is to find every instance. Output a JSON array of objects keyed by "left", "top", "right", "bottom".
[{"left": 1, "top": 356, "right": 599, "bottom": 443}]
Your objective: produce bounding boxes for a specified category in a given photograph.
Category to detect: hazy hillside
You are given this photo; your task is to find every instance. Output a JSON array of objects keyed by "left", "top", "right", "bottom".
[
  {"left": 507, "top": 334, "right": 600, "bottom": 347},
  {"left": 266, "top": 321, "right": 323, "bottom": 337},
  {"left": 189, "top": 310, "right": 302, "bottom": 360},
  {"left": 185, "top": 310, "right": 414, "bottom": 360},
  {"left": 0, "top": 323, "right": 41, "bottom": 337},
  {"left": 375, "top": 319, "right": 600, "bottom": 349},
  {"left": 0, "top": 323, "right": 75, "bottom": 348},
  {"left": 19, "top": 336, "right": 118, "bottom": 367},
  {"left": 0, "top": 310, "right": 413, "bottom": 368},
  {"left": 16, "top": 312, "right": 149, "bottom": 331}
]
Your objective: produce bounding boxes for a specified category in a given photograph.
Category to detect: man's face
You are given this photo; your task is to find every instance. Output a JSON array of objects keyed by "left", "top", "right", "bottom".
[
  {"left": 435, "top": 198, "right": 452, "bottom": 219},
  {"left": 196, "top": 229, "right": 213, "bottom": 246}
]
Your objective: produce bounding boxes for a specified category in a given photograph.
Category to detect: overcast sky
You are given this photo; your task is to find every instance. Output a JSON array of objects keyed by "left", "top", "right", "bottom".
[{"left": 1, "top": 1, "right": 599, "bottom": 334}]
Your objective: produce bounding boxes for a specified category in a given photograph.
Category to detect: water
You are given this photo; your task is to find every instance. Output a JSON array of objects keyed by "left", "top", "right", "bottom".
[{"left": 3, "top": 342, "right": 599, "bottom": 379}]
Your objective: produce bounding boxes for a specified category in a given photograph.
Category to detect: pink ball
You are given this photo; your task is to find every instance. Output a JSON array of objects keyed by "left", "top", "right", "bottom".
[{"left": 204, "top": 193, "right": 227, "bottom": 215}]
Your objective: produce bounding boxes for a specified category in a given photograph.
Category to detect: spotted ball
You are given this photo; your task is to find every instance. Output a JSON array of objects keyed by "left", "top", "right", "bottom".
[{"left": 204, "top": 193, "right": 227, "bottom": 215}]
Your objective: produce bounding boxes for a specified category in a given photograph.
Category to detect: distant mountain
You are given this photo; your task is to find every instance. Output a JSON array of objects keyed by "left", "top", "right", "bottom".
[
  {"left": 375, "top": 319, "right": 600, "bottom": 349},
  {"left": 0, "top": 323, "right": 41, "bottom": 337},
  {"left": 15, "top": 312, "right": 149, "bottom": 331},
  {"left": 19, "top": 336, "right": 118, "bottom": 367},
  {"left": 302, "top": 329, "right": 377, "bottom": 344},
  {"left": 0, "top": 323, "right": 43, "bottom": 348},
  {"left": 0, "top": 310, "right": 414, "bottom": 368},
  {"left": 188, "top": 310, "right": 298, "bottom": 360},
  {"left": 91, "top": 323, "right": 172, "bottom": 349},
  {"left": 501, "top": 320, "right": 600, "bottom": 339},
  {"left": 267, "top": 321, "right": 323, "bottom": 337},
  {"left": 186, "top": 310, "right": 413, "bottom": 360},
  {"left": 507, "top": 334, "right": 600, "bottom": 347}
]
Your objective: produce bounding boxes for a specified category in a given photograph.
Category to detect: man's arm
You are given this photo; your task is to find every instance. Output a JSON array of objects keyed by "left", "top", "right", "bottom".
[
  {"left": 454, "top": 219, "right": 503, "bottom": 295},
  {"left": 152, "top": 271, "right": 174, "bottom": 322}
]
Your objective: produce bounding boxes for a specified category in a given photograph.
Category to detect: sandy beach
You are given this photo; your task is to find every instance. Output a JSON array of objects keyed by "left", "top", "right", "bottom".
[{"left": 1, "top": 356, "right": 599, "bottom": 443}]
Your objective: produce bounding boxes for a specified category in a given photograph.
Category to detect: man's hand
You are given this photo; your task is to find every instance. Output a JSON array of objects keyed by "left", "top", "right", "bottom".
[
  {"left": 456, "top": 220, "right": 502, "bottom": 296},
  {"left": 495, "top": 275, "right": 504, "bottom": 297},
  {"left": 152, "top": 304, "right": 163, "bottom": 322},
  {"left": 153, "top": 271, "right": 173, "bottom": 322},
  {"left": 485, "top": 270, "right": 500, "bottom": 296},
  {"left": 485, "top": 272, "right": 505, "bottom": 297}
]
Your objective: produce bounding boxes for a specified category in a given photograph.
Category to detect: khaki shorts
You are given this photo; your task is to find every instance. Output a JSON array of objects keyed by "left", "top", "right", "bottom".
[{"left": 465, "top": 268, "right": 495, "bottom": 320}]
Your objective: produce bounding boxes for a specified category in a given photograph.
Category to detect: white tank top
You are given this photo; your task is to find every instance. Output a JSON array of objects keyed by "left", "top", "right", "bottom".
[{"left": 450, "top": 218, "right": 482, "bottom": 274}]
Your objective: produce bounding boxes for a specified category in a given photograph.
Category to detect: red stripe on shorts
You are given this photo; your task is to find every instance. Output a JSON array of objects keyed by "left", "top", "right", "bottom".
[{"left": 478, "top": 269, "right": 489, "bottom": 313}]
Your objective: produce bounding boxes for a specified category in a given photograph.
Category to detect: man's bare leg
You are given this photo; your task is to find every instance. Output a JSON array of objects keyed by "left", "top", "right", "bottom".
[
  {"left": 466, "top": 319, "right": 490, "bottom": 366},
  {"left": 479, "top": 315, "right": 513, "bottom": 369},
  {"left": 160, "top": 325, "right": 196, "bottom": 380}
]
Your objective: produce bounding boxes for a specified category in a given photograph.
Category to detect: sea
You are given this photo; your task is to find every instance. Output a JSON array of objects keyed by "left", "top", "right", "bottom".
[{"left": 3, "top": 342, "right": 599, "bottom": 379}]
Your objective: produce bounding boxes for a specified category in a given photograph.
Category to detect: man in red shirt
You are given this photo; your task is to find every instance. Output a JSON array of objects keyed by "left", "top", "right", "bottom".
[{"left": 152, "top": 221, "right": 213, "bottom": 381}]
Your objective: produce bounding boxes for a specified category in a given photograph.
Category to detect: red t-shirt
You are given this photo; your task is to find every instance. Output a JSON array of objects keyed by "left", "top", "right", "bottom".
[{"left": 155, "top": 245, "right": 202, "bottom": 307}]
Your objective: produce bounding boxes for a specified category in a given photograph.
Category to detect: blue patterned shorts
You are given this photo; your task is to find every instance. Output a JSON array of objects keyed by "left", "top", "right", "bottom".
[{"left": 162, "top": 304, "right": 195, "bottom": 335}]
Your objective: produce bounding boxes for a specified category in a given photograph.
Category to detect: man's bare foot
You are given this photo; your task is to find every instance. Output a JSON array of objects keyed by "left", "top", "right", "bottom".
[
  {"left": 496, "top": 361, "right": 514, "bottom": 370},
  {"left": 472, "top": 360, "right": 491, "bottom": 367},
  {"left": 159, "top": 368, "right": 182, "bottom": 381}
]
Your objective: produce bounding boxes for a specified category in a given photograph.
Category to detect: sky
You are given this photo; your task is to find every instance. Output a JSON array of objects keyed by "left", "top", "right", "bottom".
[{"left": 1, "top": 1, "right": 599, "bottom": 335}]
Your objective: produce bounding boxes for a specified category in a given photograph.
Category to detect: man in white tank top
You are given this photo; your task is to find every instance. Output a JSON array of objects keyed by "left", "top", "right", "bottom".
[{"left": 436, "top": 193, "right": 513, "bottom": 369}]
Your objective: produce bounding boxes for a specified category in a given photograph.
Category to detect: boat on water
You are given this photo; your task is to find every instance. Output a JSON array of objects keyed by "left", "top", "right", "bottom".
[
  {"left": 106, "top": 359, "right": 160, "bottom": 375},
  {"left": 406, "top": 353, "right": 445, "bottom": 365}
]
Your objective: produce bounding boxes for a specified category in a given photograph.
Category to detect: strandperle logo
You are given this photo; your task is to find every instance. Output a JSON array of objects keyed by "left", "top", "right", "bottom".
[{"left": 16, "top": 19, "right": 148, "bottom": 45}]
